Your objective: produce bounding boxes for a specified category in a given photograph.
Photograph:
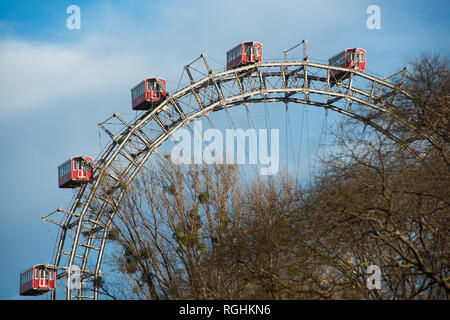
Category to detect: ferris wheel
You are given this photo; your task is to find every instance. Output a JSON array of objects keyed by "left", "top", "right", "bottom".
[{"left": 19, "top": 39, "right": 417, "bottom": 299}]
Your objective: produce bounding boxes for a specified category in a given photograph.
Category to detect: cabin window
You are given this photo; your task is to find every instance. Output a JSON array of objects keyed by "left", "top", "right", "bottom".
[
  {"left": 132, "top": 83, "right": 145, "bottom": 100},
  {"left": 83, "top": 161, "right": 91, "bottom": 171},
  {"left": 59, "top": 162, "right": 71, "bottom": 177},
  {"left": 360, "top": 52, "right": 364, "bottom": 62},
  {"left": 330, "top": 53, "right": 345, "bottom": 66},
  {"left": 244, "top": 45, "right": 251, "bottom": 56},
  {"left": 230, "top": 46, "right": 241, "bottom": 61},
  {"left": 74, "top": 160, "right": 90, "bottom": 172},
  {"left": 153, "top": 82, "right": 159, "bottom": 92}
]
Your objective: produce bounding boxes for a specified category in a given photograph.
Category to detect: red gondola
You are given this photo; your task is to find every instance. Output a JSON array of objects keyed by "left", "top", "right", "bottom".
[
  {"left": 131, "top": 78, "right": 167, "bottom": 110},
  {"left": 19, "top": 264, "right": 56, "bottom": 296},
  {"left": 328, "top": 48, "right": 366, "bottom": 81},
  {"left": 58, "top": 156, "right": 93, "bottom": 188},
  {"left": 226, "top": 41, "right": 262, "bottom": 70}
]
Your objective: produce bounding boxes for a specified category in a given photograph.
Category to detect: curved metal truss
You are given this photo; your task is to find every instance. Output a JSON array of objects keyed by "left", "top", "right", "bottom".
[{"left": 42, "top": 52, "right": 418, "bottom": 299}]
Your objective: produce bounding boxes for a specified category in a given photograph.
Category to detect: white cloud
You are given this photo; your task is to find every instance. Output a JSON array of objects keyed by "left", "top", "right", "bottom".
[
  {"left": 0, "top": 36, "right": 145, "bottom": 115},
  {"left": 0, "top": 0, "right": 425, "bottom": 117}
]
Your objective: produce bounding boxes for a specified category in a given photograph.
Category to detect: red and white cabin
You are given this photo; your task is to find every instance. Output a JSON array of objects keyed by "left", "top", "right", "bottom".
[
  {"left": 19, "top": 264, "right": 56, "bottom": 296},
  {"left": 58, "top": 156, "right": 93, "bottom": 188},
  {"left": 131, "top": 78, "right": 167, "bottom": 110},
  {"left": 328, "top": 48, "right": 366, "bottom": 80},
  {"left": 226, "top": 41, "right": 262, "bottom": 70}
]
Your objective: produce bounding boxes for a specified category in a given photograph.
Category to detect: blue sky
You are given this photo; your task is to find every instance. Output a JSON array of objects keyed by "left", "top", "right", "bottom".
[{"left": 0, "top": 0, "right": 449, "bottom": 300}]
